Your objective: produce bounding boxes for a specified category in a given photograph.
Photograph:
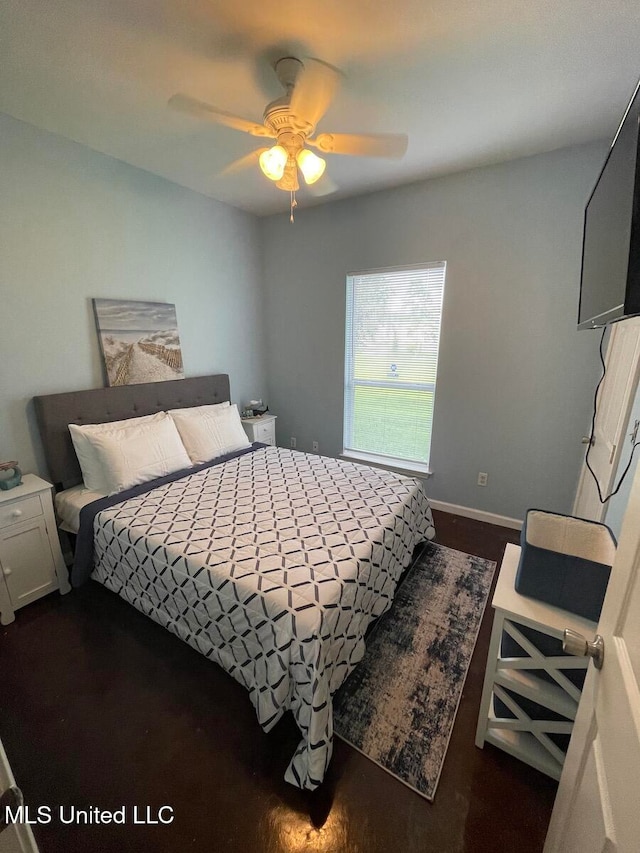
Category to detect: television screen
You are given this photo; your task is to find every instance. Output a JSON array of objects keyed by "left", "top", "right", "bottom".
[{"left": 578, "top": 80, "right": 640, "bottom": 329}]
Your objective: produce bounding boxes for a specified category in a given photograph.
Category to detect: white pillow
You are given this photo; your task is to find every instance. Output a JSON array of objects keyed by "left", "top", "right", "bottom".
[
  {"left": 89, "top": 414, "right": 192, "bottom": 495},
  {"left": 69, "top": 412, "right": 165, "bottom": 491},
  {"left": 169, "top": 404, "right": 250, "bottom": 465},
  {"left": 168, "top": 402, "right": 230, "bottom": 418}
]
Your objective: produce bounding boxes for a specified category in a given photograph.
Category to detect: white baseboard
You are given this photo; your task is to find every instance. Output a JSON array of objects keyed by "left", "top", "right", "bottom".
[{"left": 429, "top": 499, "right": 523, "bottom": 530}]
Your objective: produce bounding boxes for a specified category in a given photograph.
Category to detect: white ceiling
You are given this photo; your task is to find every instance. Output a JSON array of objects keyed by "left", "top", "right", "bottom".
[{"left": 1, "top": 0, "right": 639, "bottom": 216}]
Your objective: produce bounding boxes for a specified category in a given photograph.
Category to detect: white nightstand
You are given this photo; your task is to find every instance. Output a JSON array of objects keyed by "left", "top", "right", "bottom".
[
  {"left": 0, "top": 474, "right": 71, "bottom": 625},
  {"left": 475, "top": 543, "right": 594, "bottom": 780},
  {"left": 241, "top": 414, "right": 277, "bottom": 446}
]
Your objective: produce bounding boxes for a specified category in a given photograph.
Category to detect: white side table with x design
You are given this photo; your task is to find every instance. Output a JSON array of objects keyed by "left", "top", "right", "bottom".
[{"left": 475, "top": 542, "right": 596, "bottom": 780}]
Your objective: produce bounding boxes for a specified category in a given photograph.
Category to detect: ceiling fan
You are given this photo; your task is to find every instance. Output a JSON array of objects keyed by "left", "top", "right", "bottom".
[{"left": 168, "top": 57, "right": 408, "bottom": 217}]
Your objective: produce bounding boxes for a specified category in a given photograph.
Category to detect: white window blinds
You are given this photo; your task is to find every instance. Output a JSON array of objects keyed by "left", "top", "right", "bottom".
[{"left": 343, "top": 262, "right": 446, "bottom": 471}]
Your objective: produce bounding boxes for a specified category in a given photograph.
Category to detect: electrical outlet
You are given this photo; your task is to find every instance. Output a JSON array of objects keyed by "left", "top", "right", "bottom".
[
  {"left": 312, "top": 441, "right": 319, "bottom": 452},
  {"left": 290, "top": 436, "right": 297, "bottom": 449},
  {"left": 477, "top": 472, "right": 488, "bottom": 487}
]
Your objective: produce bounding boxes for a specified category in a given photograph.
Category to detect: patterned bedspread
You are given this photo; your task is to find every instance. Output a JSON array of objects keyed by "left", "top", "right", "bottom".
[{"left": 90, "top": 446, "right": 435, "bottom": 789}]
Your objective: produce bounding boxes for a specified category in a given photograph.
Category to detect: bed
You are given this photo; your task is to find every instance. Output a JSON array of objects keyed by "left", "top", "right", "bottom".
[{"left": 34, "top": 374, "right": 435, "bottom": 789}]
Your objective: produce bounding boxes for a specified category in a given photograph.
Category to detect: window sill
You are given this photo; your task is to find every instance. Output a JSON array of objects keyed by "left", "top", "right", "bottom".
[{"left": 340, "top": 450, "right": 433, "bottom": 479}]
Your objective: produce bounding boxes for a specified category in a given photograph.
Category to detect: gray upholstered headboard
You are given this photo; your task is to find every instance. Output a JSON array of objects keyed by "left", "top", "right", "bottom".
[{"left": 34, "top": 374, "right": 231, "bottom": 489}]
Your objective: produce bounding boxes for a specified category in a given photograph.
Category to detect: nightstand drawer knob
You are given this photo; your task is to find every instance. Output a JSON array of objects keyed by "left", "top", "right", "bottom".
[
  {"left": 11, "top": 509, "right": 23, "bottom": 518},
  {"left": 3, "top": 566, "right": 11, "bottom": 577}
]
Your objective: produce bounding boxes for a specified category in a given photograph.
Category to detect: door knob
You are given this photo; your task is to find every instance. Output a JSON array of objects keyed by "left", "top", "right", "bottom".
[
  {"left": 563, "top": 628, "right": 604, "bottom": 669},
  {"left": 581, "top": 435, "right": 594, "bottom": 445}
]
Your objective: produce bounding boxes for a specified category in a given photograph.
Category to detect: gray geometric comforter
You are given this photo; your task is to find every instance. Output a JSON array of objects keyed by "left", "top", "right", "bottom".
[{"left": 90, "top": 446, "right": 435, "bottom": 789}]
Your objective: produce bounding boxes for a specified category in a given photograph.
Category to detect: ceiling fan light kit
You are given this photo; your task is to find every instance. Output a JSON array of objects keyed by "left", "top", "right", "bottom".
[
  {"left": 257, "top": 130, "right": 326, "bottom": 187},
  {"left": 296, "top": 148, "right": 326, "bottom": 184},
  {"left": 258, "top": 144, "right": 288, "bottom": 181},
  {"left": 169, "top": 55, "right": 408, "bottom": 220}
]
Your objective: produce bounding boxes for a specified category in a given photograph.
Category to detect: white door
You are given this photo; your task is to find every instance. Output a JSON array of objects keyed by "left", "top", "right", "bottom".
[
  {"left": 0, "top": 739, "right": 38, "bottom": 853},
  {"left": 544, "top": 459, "right": 640, "bottom": 852},
  {"left": 573, "top": 317, "right": 640, "bottom": 521}
]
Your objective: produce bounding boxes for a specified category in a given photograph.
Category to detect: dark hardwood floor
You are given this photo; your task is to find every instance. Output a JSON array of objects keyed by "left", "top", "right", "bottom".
[{"left": 0, "top": 510, "right": 558, "bottom": 853}]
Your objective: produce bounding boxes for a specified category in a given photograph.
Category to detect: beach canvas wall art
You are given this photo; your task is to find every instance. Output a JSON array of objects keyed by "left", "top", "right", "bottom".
[{"left": 93, "top": 298, "right": 184, "bottom": 386}]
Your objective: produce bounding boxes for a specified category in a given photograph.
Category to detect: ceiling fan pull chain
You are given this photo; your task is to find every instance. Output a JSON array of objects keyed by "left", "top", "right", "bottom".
[{"left": 290, "top": 190, "right": 298, "bottom": 223}]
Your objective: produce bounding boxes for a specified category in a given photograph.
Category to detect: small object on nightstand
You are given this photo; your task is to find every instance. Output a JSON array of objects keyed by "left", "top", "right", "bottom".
[
  {"left": 0, "top": 461, "right": 22, "bottom": 491},
  {"left": 241, "top": 413, "right": 277, "bottom": 446},
  {"left": 0, "top": 474, "right": 71, "bottom": 625},
  {"left": 243, "top": 399, "right": 269, "bottom": 418}
]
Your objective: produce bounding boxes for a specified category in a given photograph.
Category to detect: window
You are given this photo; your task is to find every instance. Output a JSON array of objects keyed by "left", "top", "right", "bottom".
[{"left": 343, "top": 262, "right": 446, "bottom": 473}]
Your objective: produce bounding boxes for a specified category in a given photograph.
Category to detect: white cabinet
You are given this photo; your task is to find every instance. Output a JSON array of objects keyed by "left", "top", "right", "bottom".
[
  {"left": 241, "top": 414, "right": 277, "bottom": 446},
  {"left": 475, "top": 543, "right": 594, "bottom": 780},
  {"left": 0, "top": 474, "right": 70, "bottom": 625}
]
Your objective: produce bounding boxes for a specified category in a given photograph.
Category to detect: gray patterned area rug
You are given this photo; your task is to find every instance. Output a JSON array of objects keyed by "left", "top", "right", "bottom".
[{"left": 333, "top": 541, "right": 496, "bottom": 801}]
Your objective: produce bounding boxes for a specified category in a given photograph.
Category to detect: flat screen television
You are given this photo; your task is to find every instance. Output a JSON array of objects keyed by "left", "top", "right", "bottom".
[{"left": 578, "top": 78, "right": 640, "bottom": 330}]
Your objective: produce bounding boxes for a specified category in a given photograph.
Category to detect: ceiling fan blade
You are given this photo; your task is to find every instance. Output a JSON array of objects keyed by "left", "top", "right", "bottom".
[
  {"left": 219, "top": 148, "right": 269, "bottom": 176},
  {"left": 168, "top": 94, "right": 274, "bottom": 138},
  {"left": 289, "top": 59, "right": 341, "bottom": 129},
  {"left": 310, "top": 132, "right": 408, "bottom": 159},
  {"left": 305, "top": 173, "right": 339, "bottom": 197}
]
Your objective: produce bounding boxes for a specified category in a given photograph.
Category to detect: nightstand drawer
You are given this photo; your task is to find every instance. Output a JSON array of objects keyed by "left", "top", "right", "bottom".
[
  {"left": 254, "top": 420, "right": 275, "bottom": 445},
  {"left": 241, "top": 415, "right": 277, "bottom": 446},
  {"left": 0, "top": 495, "right": 43, "bottom": 530}
]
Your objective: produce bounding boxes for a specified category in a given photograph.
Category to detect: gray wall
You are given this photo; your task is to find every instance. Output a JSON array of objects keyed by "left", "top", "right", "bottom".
[
  {"left": 0, "top": 113, "right": 266, "bottom": 480},
  {"left": 261, "top": 143, "right": 608, "bottom": 520},
  {"left": 0, "top": 112, "right": 611, "bottom": 522}
]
